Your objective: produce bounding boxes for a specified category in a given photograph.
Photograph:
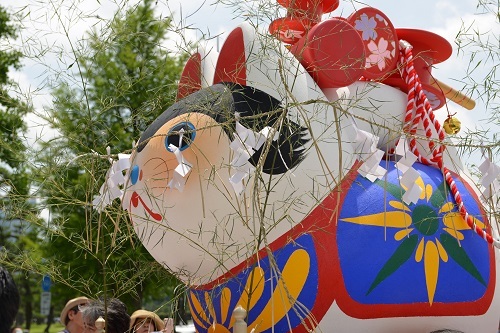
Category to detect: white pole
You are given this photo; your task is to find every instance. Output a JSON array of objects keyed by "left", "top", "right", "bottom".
[
  {"left": 95, "top": 316, "right": 105, "bottom": 333},
  {"left": 233, "top": 305, "right": 248, "bottom": 333}
]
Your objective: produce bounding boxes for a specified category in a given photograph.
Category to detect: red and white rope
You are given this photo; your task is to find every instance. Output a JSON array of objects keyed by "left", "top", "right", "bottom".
[{"left": 399, "top": 40, "right": 500, "bottom": 249}]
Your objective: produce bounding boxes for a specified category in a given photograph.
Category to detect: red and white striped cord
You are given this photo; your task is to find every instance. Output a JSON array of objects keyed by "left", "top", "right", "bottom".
[{"left": 399, "top": 40, "right": 500, "bottom": 249}]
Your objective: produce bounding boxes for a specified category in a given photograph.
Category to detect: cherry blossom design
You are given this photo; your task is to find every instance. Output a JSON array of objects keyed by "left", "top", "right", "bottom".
[
  {"left": 354, "top": 13, "right": 377, "bottom": 41},
  {"left": 279, "top": 29, "right": 304, "bottom": 41},
  {"left": 366, "top": 38, "right": 392, "bottom": 70}
]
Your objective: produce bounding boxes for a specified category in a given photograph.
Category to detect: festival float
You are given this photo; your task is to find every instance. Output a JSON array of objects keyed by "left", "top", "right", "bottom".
[{"left": 94, "top": 0, "right": 500, "bottom": 332}]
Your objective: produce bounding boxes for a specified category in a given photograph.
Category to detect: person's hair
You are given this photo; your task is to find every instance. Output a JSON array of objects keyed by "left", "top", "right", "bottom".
[
  {"left": 81, "top": 298, "right": 130, "bottom": 333},
  {"left": 0, "top": 266, "right": 20, "bottom": 333},
  {"left": 430, "top": 330, "right": 465, "bottom": 333}
]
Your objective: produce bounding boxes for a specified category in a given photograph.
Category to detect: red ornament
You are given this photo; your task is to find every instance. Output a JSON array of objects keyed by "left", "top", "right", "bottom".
[
  {"left": 347, "top": 7, "right": 399, "bottom": 80},
  {"left": 381, "top": 29, "right": 452, "bottom": 109},
  {"left": 290, "top": 18, "right": 365, "bottom": 88},
  {"left": 269, "top": 17, "right": 310, "bottom": 44}
]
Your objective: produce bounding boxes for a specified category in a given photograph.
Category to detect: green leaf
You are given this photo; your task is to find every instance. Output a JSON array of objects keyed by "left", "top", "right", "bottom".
[
  {"left": 367, "top": 234, "right": 419, "bottom": 295},
  {"left": 374, "top": 179, "right": 404, "bottom": 201},
  {"left": 439, "top": 233, "right": 486, "bottom": 286},
  {"left": 429, "top": 180, "right": 449, "bottom": 209}
]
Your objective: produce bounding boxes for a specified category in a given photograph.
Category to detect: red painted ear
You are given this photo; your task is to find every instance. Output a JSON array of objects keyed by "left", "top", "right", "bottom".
[
  {"left": 177, "top": 52, "right": 202, "bottom": 101},
  {"left": 290, "top": 18, "right": 365, "bottom": 88},
  {"left": 214, "top": 27, "right": 247, "bottom": 86}
]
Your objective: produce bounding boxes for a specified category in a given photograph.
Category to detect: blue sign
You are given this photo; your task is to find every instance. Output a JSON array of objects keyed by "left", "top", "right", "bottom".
[{"left": 41, "top": 275, "right": 51, "bottom": 292}]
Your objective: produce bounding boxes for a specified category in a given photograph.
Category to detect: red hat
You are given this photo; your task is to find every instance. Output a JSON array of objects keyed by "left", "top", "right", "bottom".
[
  {"left": 277, "top": 0, "right": 339, "bottom": 20},
  {"left": 270, "top": 0, "right": 340, "bottom": 44},
  {"left": 383, "top": 28, "right": 453, "bottom": 109},
  {"left": 269, "top": 16, "right": 311, "bottom": 44}
]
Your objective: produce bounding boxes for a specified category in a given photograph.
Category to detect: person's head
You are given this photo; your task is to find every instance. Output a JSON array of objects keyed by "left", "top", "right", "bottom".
[
  {"left": 130, "top": 310, "right": 164, "bottom": 333},
  {"left": 81, "top": 298, "right": 130, "bottom": 333},
  {"left": 60, "top": 296, "right": 90, "bottom": 333},
  {"left": 0, "top": 266, "right": 20, "bottom": 333}
]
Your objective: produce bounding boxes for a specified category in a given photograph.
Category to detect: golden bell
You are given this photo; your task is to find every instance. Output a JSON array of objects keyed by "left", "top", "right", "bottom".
[{"left": 443, "top": 116, "right": 461, "bottom": 134}]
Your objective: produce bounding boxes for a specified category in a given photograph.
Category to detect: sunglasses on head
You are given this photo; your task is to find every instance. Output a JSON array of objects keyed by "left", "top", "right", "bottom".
[
  {"left": 78, "top": 303, "right": 90, "bottom": 311},
  {"left": 71, "top": 303, "right": 89, "bottom": 313}
]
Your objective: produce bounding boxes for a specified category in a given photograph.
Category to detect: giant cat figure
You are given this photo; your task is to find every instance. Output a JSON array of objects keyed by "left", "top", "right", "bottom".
[{"left": 95, "top": 2, "right": 500, "bottom": 332}]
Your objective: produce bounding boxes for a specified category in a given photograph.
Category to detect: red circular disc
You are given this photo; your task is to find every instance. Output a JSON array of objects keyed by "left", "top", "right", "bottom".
[
  {"left": 269, "top": 17, "right": 309, "bottom": 44},
  {"left": 347, "top": 7, "right": 399, "bottom": 80},
  {"left": 383, "top": 29, "right": 452, "bottom": 89},
  {"left": 396, "top": 28, "right": 452, "bottom": 65},
  {"left": 290, "top": 18, "right": 365, "bottom": 88}
]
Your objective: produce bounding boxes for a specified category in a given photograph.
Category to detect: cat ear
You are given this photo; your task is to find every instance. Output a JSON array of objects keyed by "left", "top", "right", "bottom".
[
  {"left": 177, "top": 48, "right": 218, "bottom": 101},
  {"left": 213, "top": 25, "right": 248, "bottom": 86},
  {"left": 213, "top": 22, "right": 315, "bottom": 102}
]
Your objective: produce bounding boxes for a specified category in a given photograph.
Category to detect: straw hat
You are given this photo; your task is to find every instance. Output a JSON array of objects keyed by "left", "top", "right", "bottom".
[
  {"left": 59, "top": 296, "right": 90, "bottom": 324},
  {"left": 130, "top": 310, "right": 165, "bottom": 331}
]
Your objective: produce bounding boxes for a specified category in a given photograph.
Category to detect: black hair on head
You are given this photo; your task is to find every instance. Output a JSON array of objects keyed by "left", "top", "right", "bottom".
[
  {"left": 82, "top": 298, "right": 130, "bottom": 333},
  {"left": 0, "top": 266, "right": 20, "bottom": 333},
  {"left": 137, "top": 82, "right": 309, "bottom": 175}
]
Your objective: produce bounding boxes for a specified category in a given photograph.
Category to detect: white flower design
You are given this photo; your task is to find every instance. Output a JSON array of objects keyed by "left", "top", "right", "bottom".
[
  {"left": 366, "top": 38, "right": 392, "bottom": 70},
  {"left": 354, "top": 13, "right": 377, "bottom": 40},
  {"left": 280, "top": 29, "right": 304, "bottom": 41}
]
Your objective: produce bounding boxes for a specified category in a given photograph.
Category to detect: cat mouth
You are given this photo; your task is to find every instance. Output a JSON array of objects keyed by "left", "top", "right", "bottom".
[{"left": 130, "top": 191, "right": 163, "bottom": 221}]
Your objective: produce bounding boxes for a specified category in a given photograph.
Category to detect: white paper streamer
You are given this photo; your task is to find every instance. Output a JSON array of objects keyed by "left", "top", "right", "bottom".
[
  {"left": 395, "top": 135, "right": 409, "bottom": 156},
  {"left": 394, "top": 137, "right": 422, "bottom": 205},
  {"left": 481, "top": 179, "right": 499, "bottom": 201},
  {"left": 396, "top": 151, "right": 417, "bottom": 173},
  {"left": 478, "top": 158, "right": 500, "bottom": 201},
  {"left": 354, "top": 129, "right": 386, "bottom": 182},
  {"left": 167, "top": 144, "right": 193, "bottom": 192},
  {"left": 403, "top": 182, "right": 423, "bottom": 205},
  {"left": 229, "top": 121, "right": 277, "bottom": 195},
  {"left": 92, "top": 152, "right": 131, "bottom": 211}
]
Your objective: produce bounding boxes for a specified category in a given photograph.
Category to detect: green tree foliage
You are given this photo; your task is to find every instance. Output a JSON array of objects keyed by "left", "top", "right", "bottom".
[
  {"left": 0, "top": 4, "right": 29, "bottom": 198},
  {"left": 0, "top": 4, "right": 43, "bottom": 328},
  {"left": 35, "top": 0, "right": 186, "bottom": 311}
]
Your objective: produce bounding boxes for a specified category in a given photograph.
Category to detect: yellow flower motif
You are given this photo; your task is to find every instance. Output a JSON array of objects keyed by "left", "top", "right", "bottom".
[
  {"left": 189, "top": 249, "right": 315, "bottom": 332},
  {"left": 341, "top": 176, "right": 485, "bottom": 305}
]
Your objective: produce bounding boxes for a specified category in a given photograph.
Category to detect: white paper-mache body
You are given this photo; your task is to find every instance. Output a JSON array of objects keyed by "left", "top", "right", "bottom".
[{"left": 114, "top": 16, "right": 499, "bottom": 333}]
